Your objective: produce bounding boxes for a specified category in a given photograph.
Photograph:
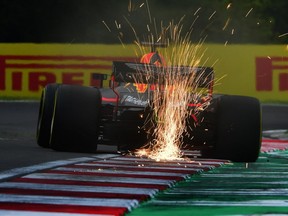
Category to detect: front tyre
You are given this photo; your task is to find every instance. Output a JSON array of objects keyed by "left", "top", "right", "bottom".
[
  {"left": 50, "top": 85, "right": 101, "bottom": 152},
  {"left": 37, "top": 83, "right": 59, "bottom": 148},
  {"left": 214, "top": 95, "right": 262, "bottom": 162}
]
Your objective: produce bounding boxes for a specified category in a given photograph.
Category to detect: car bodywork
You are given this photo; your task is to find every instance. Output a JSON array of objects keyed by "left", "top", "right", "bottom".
[{"left": 37, "top": 56, "right": 262, "bottom": 162}]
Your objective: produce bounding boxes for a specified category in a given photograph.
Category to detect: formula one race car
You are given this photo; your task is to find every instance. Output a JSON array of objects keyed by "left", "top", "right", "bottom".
[{"left": 37, "top": 48, "right": 262, "bottom": 162}]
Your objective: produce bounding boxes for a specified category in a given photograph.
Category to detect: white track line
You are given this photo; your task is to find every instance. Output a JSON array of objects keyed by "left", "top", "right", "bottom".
[
  {"left": 0, "top": 194, "right": 138, "bottom": 211},
  {"left": 0, "top": 155, "right": 118, "bottom": 181},
  {"left": 22, "top": 173, "right": 176, "bottom": 186},
  {"left": 0, "top": 182, "right": 158, "bottom": 196},
  {"left": 53, "top": 167, "right": 192, "bottom": 178},
  {"left": 75, "top": 162, "right": 204, "bottom": 172}
]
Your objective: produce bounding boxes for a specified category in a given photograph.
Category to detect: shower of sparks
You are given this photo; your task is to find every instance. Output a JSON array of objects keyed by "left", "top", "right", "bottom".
[
  {"left": 132, "top": 19, "right": 212, "bottom": 161},
  {"left": 104, "top": 1, "right": 223, "bottom": 162}
]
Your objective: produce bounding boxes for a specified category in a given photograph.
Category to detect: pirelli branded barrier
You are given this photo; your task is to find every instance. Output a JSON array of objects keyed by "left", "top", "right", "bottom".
[
  {"left": 0, "top": 43, "right": 287, "bottom": 102},
  {"left": 0, "top": 44, "right": 138, "bottom": 99},
  {"left": 206, "top": 44, "right": 288, "bottom": 103}
]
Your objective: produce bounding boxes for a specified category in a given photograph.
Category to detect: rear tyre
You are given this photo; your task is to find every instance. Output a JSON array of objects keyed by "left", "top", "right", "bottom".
[
  {"left": 214, "top": 95, "right": 261, "bottom": 162},
  {"left": 50, "top": 85, "right": 101, "bottom": 152},
  {"left": 37, "top": 83, "right": 59, "bottom": 148}
]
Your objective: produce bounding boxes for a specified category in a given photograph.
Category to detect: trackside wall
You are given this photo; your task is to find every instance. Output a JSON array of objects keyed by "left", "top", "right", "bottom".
[{"left": 0, "top": 43, "right": 287, "bottom": 102}]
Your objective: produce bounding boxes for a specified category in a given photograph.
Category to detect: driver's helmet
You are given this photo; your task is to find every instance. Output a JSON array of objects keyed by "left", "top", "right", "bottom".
[{"left": 140, "top": 51, "right": 166, "bottom": 66}]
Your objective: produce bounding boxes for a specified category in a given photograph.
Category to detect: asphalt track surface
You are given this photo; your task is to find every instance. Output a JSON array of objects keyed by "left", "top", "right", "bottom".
[
  {"left": 0, "top": 101, "right": 288, "bottom": 215},
  {"left": 0, "top": 101, "right": 108, "bottom": 172},
  {"left": 0, "top": 101, "right": 287, "bottom": 172}
]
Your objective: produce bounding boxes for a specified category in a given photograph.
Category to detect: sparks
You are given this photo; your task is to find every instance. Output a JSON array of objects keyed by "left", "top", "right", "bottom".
[
  {"left": 136, "top": 148, "right": 150, "bottom": 157},
  {"left": 128, "top": 0, "right": 132, "bottom": 12},
  {"left": 208, "top": 11, "right": 216, "bottom": 20},
  {"left": 278, "top": 32, "right": 288, "bottom": 38},
  {"left": 222, "top": 18, "right": 231, "bottom": 31},
  {"left": 194, "top": 7, "right": 201, "bottom": 16},
  {"left": 245, "top": 8, "right": 253, "bottom": 18},
  {"left": 102, "top": 20, "right": 111, "bottom": 32},
  {"left": 122, "top": 1, "right": 215, "bottom": 162},
  {"left": 115, "top": 20, "right": 121, "bottom": 29},
  {"left": 132, "top": 19, "right": 211, "bottom": 162},
  {"left": 226, "top": 3, "right": 232, "bottom": 9}
]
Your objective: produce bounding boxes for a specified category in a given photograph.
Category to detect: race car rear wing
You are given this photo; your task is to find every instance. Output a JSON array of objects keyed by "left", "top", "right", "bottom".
[{"left": 112, "top": 61, "right": 214, "bottom": 89}]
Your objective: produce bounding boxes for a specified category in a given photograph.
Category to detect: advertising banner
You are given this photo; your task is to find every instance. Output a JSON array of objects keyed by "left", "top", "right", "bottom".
[
  {"left": 205, "top": 44, "right": 288, "bottom": 102},
  {"left": 0, "top": 43, "right": 287, "bottom": 102},
  {"left": 0, "top": 44, "right": 137, "bottom": 98}
]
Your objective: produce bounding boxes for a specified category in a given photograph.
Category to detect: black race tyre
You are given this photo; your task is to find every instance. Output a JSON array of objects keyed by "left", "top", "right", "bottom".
[
  {"left": 37, "top": 83, "right": 59, "bottom": 148},
  {"left": 214, "top": 95, "right": 262, "bottom": 162},
  {"left": 50, "top": 85, "right": 101, "bottom": 152}
]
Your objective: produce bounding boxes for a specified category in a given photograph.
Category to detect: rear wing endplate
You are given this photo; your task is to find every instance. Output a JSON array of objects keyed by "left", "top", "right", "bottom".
[{"left": 112, "top": 61, "right": 214, "bottom": 89}]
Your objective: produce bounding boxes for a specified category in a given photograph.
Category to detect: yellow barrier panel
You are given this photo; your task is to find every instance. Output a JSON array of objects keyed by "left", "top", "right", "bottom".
[
  {"left": 203, "top": 44, "right": 288, "bottom": 102},
  {"left": 0, "top": 43, "right": 287, "bottom": 102},
  {"left": 0, "top": 43, "right": 138, "bottom": 98}
]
